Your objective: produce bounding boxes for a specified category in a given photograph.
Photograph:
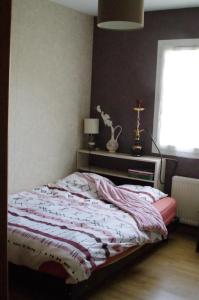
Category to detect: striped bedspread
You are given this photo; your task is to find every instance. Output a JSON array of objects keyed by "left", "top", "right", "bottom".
[{"left": 8, "top": 172, "right": 167, "bottom": 284}]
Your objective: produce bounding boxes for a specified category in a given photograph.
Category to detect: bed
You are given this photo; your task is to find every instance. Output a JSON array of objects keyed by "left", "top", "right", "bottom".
[{"left": 8, "top": 172, "right": 177, "bottom": 299}]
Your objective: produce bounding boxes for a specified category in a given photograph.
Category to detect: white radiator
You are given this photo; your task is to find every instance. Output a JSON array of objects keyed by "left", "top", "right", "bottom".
[{"left": 171, "top": 176, "right": 199, "bottom": 226}]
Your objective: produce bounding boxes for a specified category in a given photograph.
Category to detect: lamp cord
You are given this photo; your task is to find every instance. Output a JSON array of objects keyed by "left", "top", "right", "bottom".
[{"left": 144, "top": 129, "right": 178, "bottom": 186}]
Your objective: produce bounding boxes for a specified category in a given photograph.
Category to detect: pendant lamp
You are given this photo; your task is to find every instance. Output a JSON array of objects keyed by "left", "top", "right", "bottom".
[{"left": 97, "top": 0, "right": 144, "bottom": 31}]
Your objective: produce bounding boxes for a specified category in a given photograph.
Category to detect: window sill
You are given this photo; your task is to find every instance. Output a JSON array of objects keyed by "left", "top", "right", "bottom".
[{"left": 152, "top": 145, "right": 199, "bottom": 160}]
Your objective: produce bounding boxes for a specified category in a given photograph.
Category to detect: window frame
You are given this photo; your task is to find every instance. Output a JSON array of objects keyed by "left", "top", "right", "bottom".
[{"left": 152, "top": 38, "right": 199, "bottom": 159}]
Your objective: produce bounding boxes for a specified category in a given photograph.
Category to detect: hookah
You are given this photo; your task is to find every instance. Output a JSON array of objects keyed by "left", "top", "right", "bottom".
[{"left": 132, "top": 100, "right": 145, "bottom": 156}]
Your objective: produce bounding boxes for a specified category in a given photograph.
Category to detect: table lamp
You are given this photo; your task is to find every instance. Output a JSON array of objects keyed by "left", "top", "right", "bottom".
[{"left": 84, "top": 118, "right": 99, "bottom": 150}]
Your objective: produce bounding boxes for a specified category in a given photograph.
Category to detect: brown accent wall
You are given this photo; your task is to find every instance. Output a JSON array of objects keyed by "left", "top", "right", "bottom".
[
  {"left": 90, "top": 8, "right": 199, "bottom": 193},
  {"left": 0, "top": 1, "right": 11, "bottom": 299}
]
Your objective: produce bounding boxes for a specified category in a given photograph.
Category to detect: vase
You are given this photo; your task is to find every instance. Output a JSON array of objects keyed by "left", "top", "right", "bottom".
[{"left": 106, "top": 125, "right": 122, "bottom": 153}]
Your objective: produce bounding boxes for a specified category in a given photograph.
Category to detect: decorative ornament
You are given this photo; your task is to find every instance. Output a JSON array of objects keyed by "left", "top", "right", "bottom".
[
  {"left": 132, "top": 100, "right": 145, "bottom": 156},
  {"left": 96, "top": 105, "right": 122, "bottom": 153}
]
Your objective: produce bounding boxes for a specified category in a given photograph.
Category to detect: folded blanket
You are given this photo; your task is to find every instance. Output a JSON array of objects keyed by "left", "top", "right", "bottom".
[{"left": 82, "top": 173, "right": 168, "bottom": 238}]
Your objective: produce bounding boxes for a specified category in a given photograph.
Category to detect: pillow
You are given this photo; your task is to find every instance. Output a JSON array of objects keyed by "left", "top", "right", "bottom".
[
  {"left": 56, "top": 172, "right": 115, "bottom": 199},
  {"left": 118, "top": 184, "right": 167, "bottom": 204},
  {"left": 81, "top": 172, "right": 116, "bottom": 186},
  {"left": 57, "top": 172, "right": 115, "bottom": 187}
]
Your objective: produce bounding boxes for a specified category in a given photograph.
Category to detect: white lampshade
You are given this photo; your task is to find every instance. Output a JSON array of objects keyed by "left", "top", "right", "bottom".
[{"left": 84, "top": 118, "right": 99, "bottom": 135}]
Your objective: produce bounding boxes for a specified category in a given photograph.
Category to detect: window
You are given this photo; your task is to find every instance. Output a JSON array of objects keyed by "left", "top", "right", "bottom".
[{"left": 153, "top": 39, "right": 199, "bottom": 159}]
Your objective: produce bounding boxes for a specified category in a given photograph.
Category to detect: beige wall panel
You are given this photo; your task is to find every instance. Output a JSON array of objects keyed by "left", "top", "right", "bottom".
[{"left": 9, "top": 0, "right": 93, "bottom": 193}]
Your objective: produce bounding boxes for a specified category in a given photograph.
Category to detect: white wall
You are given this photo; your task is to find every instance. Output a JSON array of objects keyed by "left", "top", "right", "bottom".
[{"left": 9, "top": 0, "right": 93, "bottom": 193}]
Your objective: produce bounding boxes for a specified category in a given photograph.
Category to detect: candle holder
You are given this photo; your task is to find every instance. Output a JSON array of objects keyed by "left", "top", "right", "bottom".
[{"left": 132, "top": 100, "right": 145, "bottom": 156}]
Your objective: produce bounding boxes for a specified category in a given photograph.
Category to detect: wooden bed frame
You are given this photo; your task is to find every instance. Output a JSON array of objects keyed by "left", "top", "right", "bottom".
[{"left": 9, "top": 217, "right": 179, "bottom": 300}]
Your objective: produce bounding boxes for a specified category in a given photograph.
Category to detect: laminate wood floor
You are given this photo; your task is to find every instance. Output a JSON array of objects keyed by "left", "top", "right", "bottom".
[
  {"left": 9, "top": 226, "right": 199, "bottom": 300},
  {"left": 88, "top": 226, "right": 199, "bottom": 300}
]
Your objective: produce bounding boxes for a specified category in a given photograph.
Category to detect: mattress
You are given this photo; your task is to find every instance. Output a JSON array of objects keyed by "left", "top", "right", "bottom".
[
  {"left": 154, "top": 197, "right": 177, "bottom": 225},
  {"left": 38, "top": 196, "right": 177, "bottom": 279}
]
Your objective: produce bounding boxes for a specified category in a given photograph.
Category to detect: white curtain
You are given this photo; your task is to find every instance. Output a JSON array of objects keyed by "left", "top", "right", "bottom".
[{"left": 156, "top": 47, "right": 199, "bottom": 158}]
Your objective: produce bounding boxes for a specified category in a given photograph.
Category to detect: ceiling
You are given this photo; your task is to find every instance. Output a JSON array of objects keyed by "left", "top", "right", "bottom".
[{"left": 50, "top": 0, "right": 199, "bottom": 15}]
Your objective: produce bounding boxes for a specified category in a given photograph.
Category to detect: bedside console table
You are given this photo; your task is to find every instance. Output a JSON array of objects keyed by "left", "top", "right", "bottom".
[{"left": 77, "top": 149, "right": 166, "bottom": 191}]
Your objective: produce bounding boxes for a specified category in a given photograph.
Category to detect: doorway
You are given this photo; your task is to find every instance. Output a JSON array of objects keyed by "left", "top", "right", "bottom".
[{"left": 0, "top": 1, "right": 12, "bottom": 300}]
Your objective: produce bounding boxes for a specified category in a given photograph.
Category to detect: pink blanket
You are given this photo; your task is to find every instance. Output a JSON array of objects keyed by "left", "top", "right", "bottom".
[{"left": 83, "top": 174, "right": 168, "bottom": 238}]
